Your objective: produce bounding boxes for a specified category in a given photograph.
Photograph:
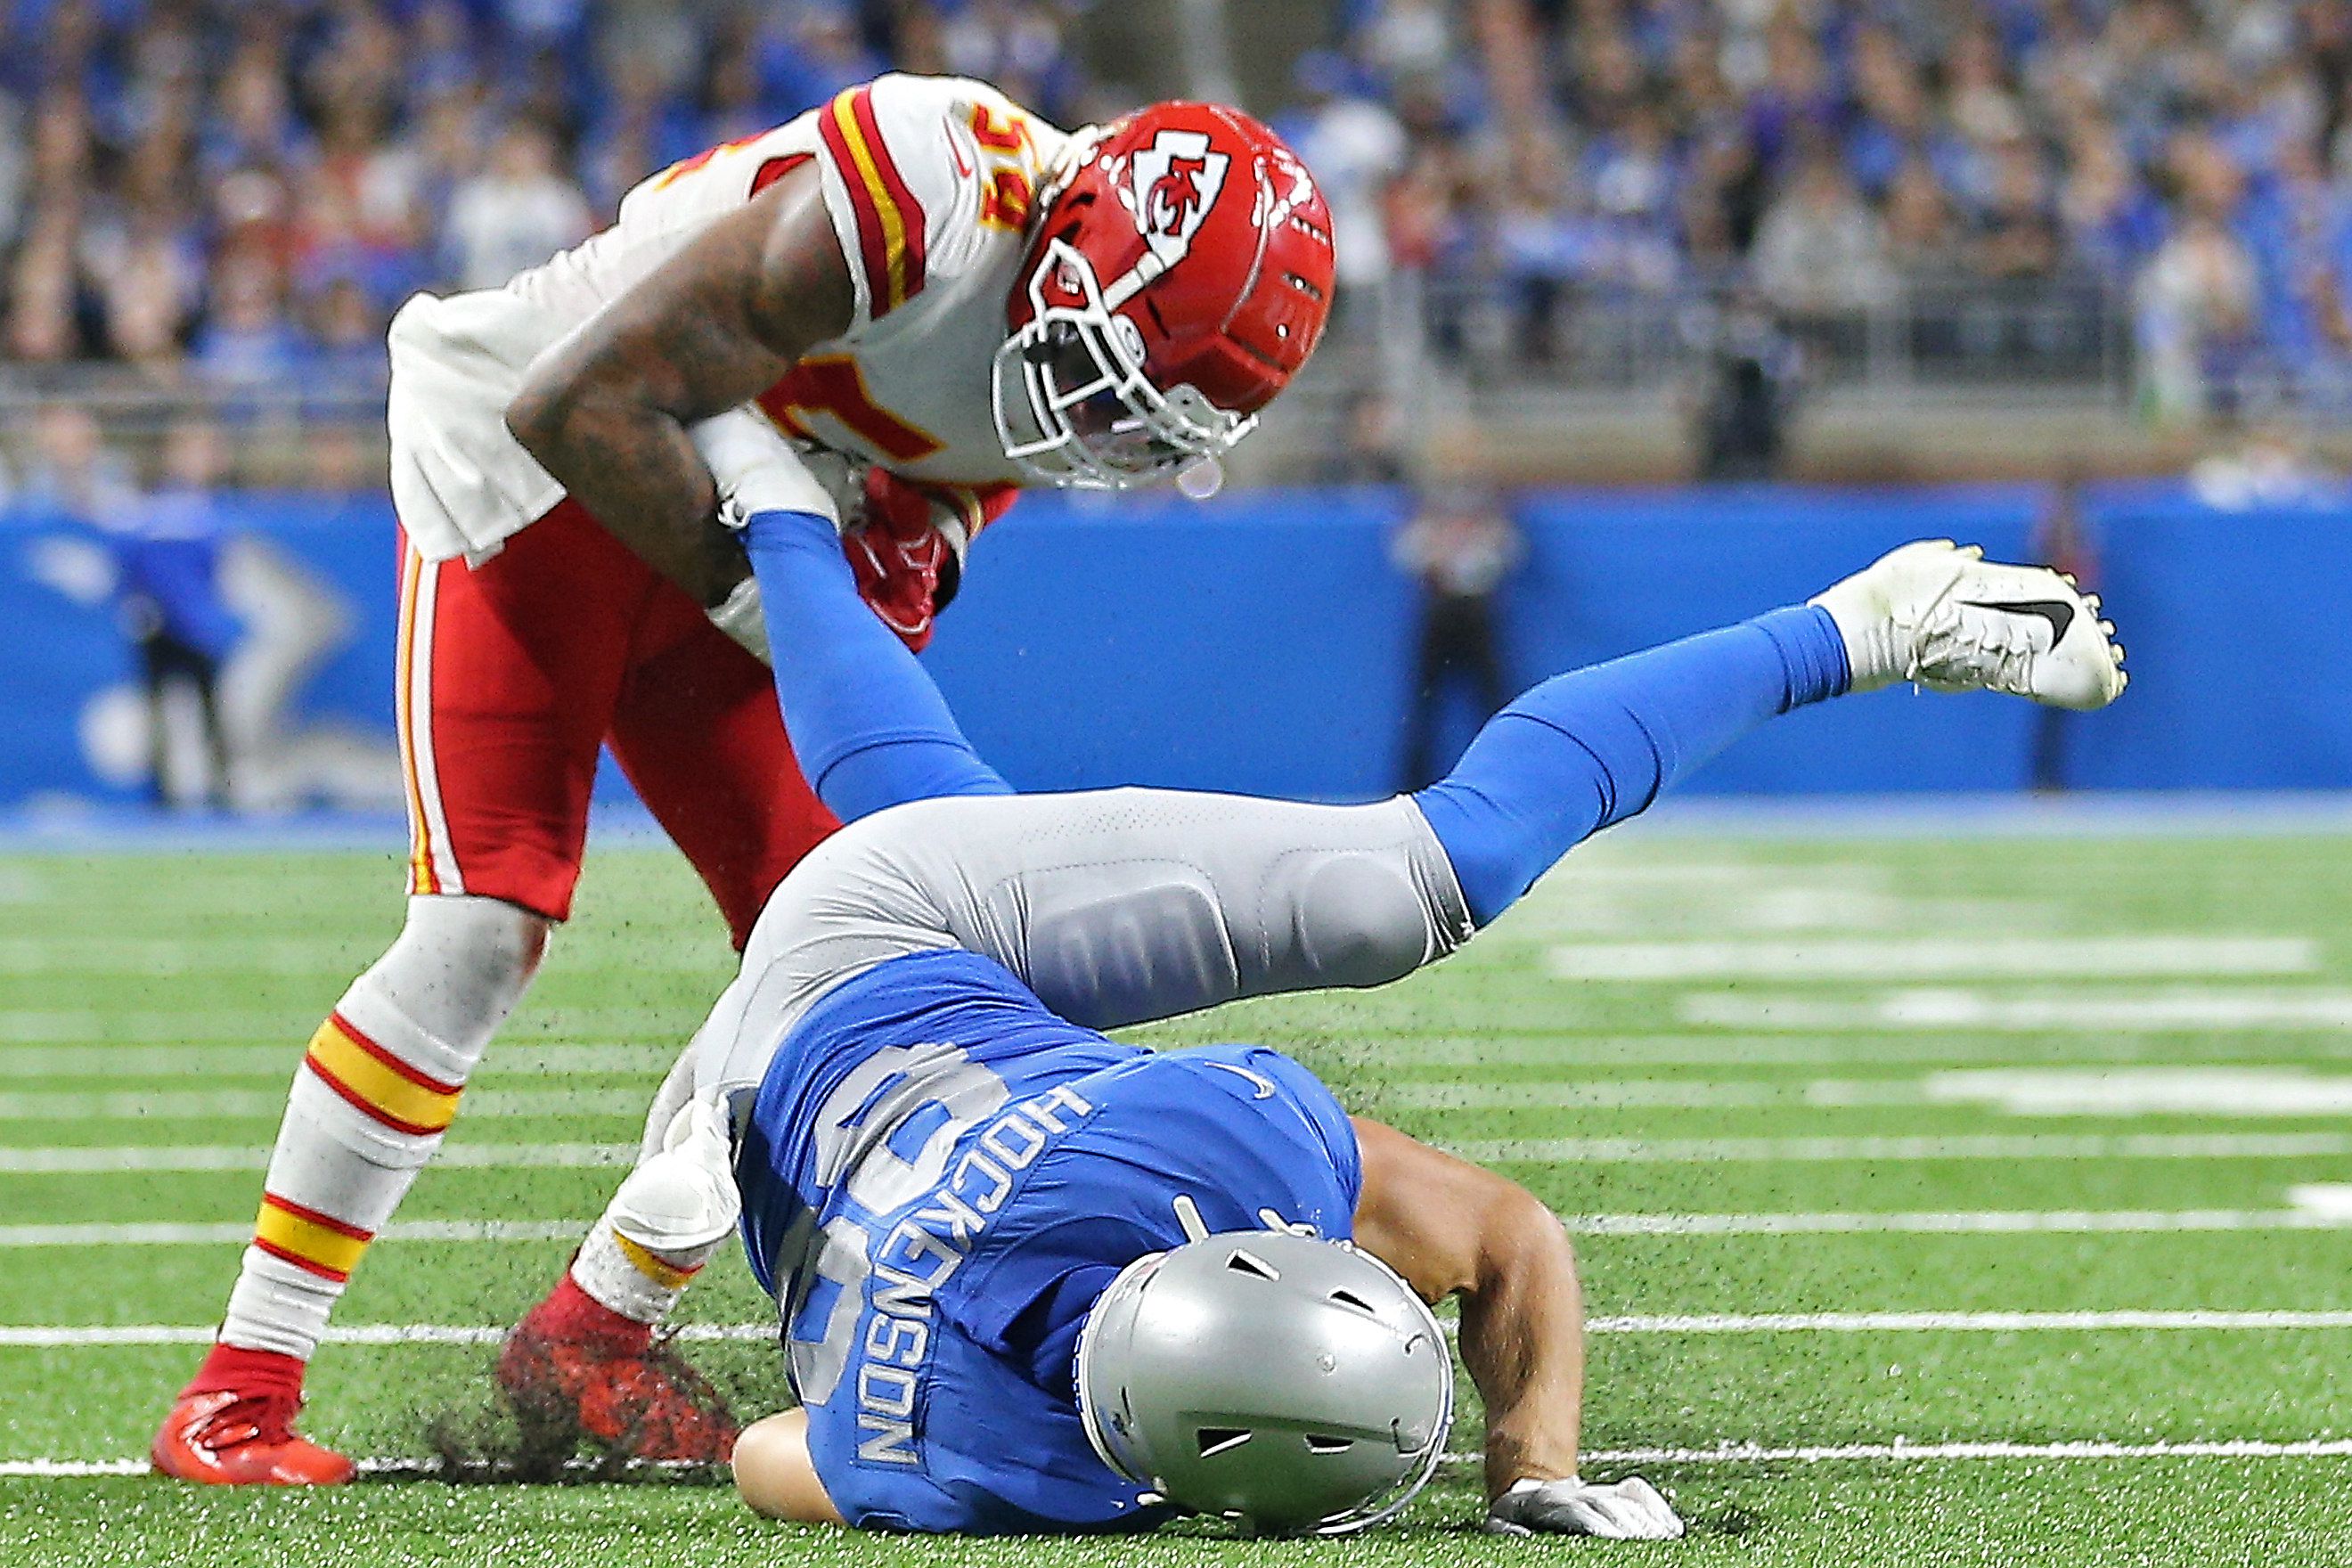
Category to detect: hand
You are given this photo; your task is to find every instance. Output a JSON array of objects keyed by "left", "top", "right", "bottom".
[
  {"left": 1484, "top": 1475, "right": 1685, "bottom": 1539},
  {"left": 844, "top": 470, "right": 1017, "bottom": 653}
]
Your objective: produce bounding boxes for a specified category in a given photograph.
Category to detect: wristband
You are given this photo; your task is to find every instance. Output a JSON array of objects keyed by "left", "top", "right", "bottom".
[{"left": 691, "top": 408, "right": 841, "bottom": 531}]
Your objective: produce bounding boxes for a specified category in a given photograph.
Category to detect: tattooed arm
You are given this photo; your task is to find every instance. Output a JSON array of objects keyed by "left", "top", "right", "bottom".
[{"left": 505, "top": 164, "right": 854, "bottom": 608}]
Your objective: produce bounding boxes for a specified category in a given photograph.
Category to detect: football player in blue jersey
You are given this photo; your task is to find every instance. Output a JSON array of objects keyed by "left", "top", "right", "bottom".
[{"left": 577, "top": 430, "right": 2126, "bottom": 1539}]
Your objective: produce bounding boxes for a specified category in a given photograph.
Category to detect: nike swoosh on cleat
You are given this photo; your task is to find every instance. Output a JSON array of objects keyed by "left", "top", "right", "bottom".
[{"left": 1960, "top": 598, "right": 2076, "bottom": 644}]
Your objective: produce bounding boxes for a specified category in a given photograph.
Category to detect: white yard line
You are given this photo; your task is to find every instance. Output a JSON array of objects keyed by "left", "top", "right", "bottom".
[
  {"left": 7, "top": 1439, "right": 2351, "bottom": 1477},
  {"left": 1356, "top": 1033, "right": 2340, "bottom": 1067},
  {"left": 34, "top": 1131, "right": 2338, "bottom": 1174},
  {"left": 0, "top": 1221, "right": 589, "bottom": 1247},
  {"left": 0, "top": 1010, "right": 311, "bottom": 1043},
  {"left": 1452, "top": 1131, "right": 2352, "bottom": 1164},
  {"left": 1379, "top": 1082, "right": 1797, "bottom": 1110},
  {"left": 0, "top": 1043, "right": 678, "bottom": 1079},
  {"left": 2291, "top": 1183, "right": 2352, "bottom": 1218},
  {"left": 0, "top": 1324, "right": 776, "bottom": 1347},
  {"left": 27, "top": 1203, "right": 2352, "bottom": 1247},
  {"left": 0, "top": 937, "right": 725, "bottom": 976},
  {"left": 0, "top": 1143, "right": 632, "bottom": 1173},
  {"left": 7, "top": 1311, "right": 2348, "bottom": 1351},
  {"left": 1581, "top": 1310, "right": 2352, "bottom": 1333},
  {"left": 1575, "top": 1439, "right": 2352, "bottom": 1463},
  {"left": 0, "top": 1087, "right": 656, "bottom": 1121},
  {"left": 1914, "top": 1067, "right": 2352, "bottom": 1118},
  {"left": 1686, "top": 988, "right": 2352, "bottom": 1033},
  {"left": 1564, "top": 1206, "right": 2352, "bottom": 1236},
  {"left": 1384, "top": 1069, "right": 2352, "bottom": 1115},
  {"left": 0, "top": 938, "right": 386, "bottom": 976},
  {"left": 0, "top": 1009, "right": 692, "bottom": 1044},
  {"left": 1553, "top": 937, "right": 2316, "bottom": 983}
]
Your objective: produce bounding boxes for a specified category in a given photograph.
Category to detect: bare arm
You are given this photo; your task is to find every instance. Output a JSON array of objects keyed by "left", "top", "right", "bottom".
[
  {"left": 1348, "top": 1116, "right": 1583, "bottom": 1501},
  {"left": 732, "top": 1409, "right": 846, "bottom": 1525},
  {"left": 505, "top": 165, "right": 854, "bottom": 607}
]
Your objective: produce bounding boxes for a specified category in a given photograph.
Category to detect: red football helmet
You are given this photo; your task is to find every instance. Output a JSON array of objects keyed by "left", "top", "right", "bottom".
[{"left": 992, "top": 102, "right": 1336, "bottom": 490}]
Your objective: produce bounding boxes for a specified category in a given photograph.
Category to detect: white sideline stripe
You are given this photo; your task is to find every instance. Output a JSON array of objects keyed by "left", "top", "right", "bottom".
[
  {"left": 1454, "top": 1131, "right": 2352, "bottom": 1164},
  {"left": 10, "top": 1311, "right": 2352, "bottom": 1350},
  {"left": 0, "top": 1221, "right": 589, "bottom": 1247},
  {"left": 0, "top": 1087, "right": 657, "bottom": 1121},
  {"left": 0, "top": 1143, "right": 632, "bottom": 1173},
  {"left": 1551, "top": 937, "right": 2316, "bottom": 983},
  {"left": 1686, "top": 988, "right": 2352, "bottom": 1033},
  {"left": 0, "top": 1044, "right": 677, "bottom": 1080},
  {"left": 9, "top": 1438, "right": 2349, "bottom": 1478},
  {"left": 1564, "top": 1207, "right": 2352, "bottom": 1236}
]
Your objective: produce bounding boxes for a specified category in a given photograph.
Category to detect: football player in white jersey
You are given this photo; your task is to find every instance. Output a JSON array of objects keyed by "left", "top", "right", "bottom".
[{"left": 151, "top": 75, "right": 1337, "bottom": 1485}]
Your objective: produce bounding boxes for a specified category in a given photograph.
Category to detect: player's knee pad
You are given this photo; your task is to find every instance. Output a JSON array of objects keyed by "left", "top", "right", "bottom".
[
  {"left": 1284, "top": 853, "right": 1440, "bottom": 992},
  {"left": 608, "top": 1099, "right": 740, "bottom": 1252},
  {"left": 343, "top": 894, "right": 551, "bottom": 1083}
]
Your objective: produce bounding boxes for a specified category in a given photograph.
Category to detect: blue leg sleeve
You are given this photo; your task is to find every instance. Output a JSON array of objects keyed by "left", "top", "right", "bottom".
[
  {"left": 1414, "top": 604, "right": 1850, "bottom": 926},
  {"left": 741, "top": 510, "right": 1010, "bottom": 822}
]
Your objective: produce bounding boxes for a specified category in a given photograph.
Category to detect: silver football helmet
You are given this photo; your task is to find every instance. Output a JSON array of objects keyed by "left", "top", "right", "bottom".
[{"left": 1074, "top": 1230, "right": 1453, "bottom": 1535}]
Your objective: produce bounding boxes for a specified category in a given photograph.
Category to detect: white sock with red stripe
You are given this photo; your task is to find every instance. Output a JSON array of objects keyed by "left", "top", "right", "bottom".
[
  {"left": 566, "top": 1075, "right": 736, "bottom": 1328},
  {"left": 216, "top": 896, "right": 547, "bottom": 1365},
  {"left": 569, "top": 1215, "right": 719, "bottom": 1327}
]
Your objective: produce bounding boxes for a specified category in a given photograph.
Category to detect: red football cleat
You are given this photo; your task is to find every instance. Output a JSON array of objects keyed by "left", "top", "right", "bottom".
[
  {"left": 151, "top": 1346, "right": 355, "bottom": 1486},
  {"left": 497, "top": 1277, "right": 738, "bottom": 1464}
]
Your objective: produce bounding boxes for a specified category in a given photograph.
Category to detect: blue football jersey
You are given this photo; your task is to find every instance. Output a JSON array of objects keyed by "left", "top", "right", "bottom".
[{"left": 735, "top": 949, "right": 1362, "bottom": 1534}]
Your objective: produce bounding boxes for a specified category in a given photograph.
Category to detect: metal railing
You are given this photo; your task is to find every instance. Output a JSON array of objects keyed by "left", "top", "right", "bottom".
[
  {"left": 0, "top": 267, "right": 2141, "bottom": 494},
  {"left": 1410, "top": 265, "right": 2133, "bottom": 397},
  {"left": 0, "top": 366, "right": 390, "bottom": 491}
]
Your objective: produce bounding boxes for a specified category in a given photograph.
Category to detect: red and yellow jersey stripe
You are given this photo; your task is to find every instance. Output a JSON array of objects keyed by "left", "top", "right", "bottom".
[
  {"left": 394, "top": 547, "right": 438, "bottom": 895},
  {"left": 817, "top": 85, "right": 927, "bottom": 318},
  {"left": 303, "top": 1013, "right": 463, "bottom": 1138}
]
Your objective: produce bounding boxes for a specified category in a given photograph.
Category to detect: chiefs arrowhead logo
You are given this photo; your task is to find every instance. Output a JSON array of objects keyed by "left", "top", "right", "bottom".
[
  {"left": 1123, "top": 129, "right": 1229, "bottom": 266},
  {"left": 1148, "top": 155, "right": 1209, "bottom": 234}
]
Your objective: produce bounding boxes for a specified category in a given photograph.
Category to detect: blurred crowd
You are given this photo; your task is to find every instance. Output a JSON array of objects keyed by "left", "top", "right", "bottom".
[
  {"left": 1284, "top": 0, "right": 2352, "bottom": 418},
  {"left": 0, "top": 0, "right": 1101, "bottom": 412},
  {"left": 12, "top": 0, "right": 2352, "bottom": 439}
]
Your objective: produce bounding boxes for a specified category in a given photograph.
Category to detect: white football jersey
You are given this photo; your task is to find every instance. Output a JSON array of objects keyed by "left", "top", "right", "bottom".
[{"left": 386, "top": 74, "right": 1067, "bottom": 564}]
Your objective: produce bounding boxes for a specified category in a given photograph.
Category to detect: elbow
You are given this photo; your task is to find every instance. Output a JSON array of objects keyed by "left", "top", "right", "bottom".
[
  {"left": 1481, "top": 1182, "right": 1575, "bottom": 1293},
  {"left": 503, "top": 375, "right": 571, "bottom": 470}
]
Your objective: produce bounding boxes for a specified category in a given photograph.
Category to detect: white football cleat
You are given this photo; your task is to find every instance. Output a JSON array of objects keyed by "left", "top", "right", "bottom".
[{"left": 1810, "top": 539, "right": 2127, "bottom": 711}]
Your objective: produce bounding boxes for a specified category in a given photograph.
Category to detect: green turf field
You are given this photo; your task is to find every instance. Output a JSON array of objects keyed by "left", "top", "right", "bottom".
[{"left": 2, "top": 824, "right": 2348, "bottom": 1565}]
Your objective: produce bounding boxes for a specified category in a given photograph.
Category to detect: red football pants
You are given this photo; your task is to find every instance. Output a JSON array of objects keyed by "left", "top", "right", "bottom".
[{"left": 394, "top": 498, "right": 837, "bottom": 948}]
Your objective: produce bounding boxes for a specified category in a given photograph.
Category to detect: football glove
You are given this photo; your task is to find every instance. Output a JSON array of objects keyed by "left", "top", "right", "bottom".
[
  {"left": 844, "top": 469, "right": 1017, "bottom": 653},
  {"left": 1484, "top": 1475, "right": 1686, "bottom": 1539}
]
